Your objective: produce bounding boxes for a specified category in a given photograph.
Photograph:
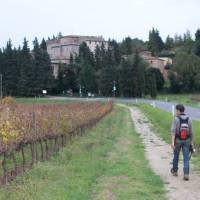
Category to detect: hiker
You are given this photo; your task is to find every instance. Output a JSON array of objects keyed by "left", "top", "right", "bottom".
[{"left": 170, "top": 104, "right": 193, "bottom": 181}]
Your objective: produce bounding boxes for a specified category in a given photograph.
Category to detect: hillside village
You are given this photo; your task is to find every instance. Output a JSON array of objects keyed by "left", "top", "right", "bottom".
[
  {"left": 47, "top": 35, "right": 172, "bottom": 80},
  {"left": 47, "top": 35, "right": 108, "bottom": 77}
]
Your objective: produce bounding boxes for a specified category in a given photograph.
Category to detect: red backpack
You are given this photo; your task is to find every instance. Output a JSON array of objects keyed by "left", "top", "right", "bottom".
[{"left": 178, "top": 116, "right": 190, "bottom": 140}]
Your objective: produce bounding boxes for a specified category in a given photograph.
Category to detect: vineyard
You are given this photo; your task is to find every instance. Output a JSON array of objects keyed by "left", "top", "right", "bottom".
[{"left": 0, "top": 99, "right": 113, "bottom": 184}]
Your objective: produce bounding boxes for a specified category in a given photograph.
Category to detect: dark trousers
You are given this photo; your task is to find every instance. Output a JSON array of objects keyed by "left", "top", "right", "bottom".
[{"left": 172, "top": 138, "right": 190, "bottom": 175}]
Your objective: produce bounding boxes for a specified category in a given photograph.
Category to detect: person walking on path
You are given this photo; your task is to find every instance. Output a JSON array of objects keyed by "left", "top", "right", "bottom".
[{"left": 171, "top": 104, "right": 194, "bottom": 181}]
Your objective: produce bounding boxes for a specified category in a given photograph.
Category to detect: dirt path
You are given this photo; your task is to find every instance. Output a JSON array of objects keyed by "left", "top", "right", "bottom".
[{"left": 129, "top": 107, "right": 200, "bottom": 200}]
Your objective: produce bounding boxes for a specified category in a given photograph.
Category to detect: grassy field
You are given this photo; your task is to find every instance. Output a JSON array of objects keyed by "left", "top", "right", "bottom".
[
  {"left": 137, "top": 104, "right": 200, "bottom": 167},
  {"left": 0, "top": 106, "right": 166, "bottom": 200}
]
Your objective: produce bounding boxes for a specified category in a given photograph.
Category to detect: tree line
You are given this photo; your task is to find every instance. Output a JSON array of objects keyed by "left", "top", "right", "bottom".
[
  {"left": 0, "top": 38, "right": 55, "bottom": 96},
  {"left": 1, "top": 27, "right": 200, "bottom": 97}
]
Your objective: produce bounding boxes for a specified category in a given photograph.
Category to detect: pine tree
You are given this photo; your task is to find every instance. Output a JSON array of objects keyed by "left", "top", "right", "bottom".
[
  {"left": 172, "top": 52, "right": 200, "bottom": 92},
  {"left": 150, "top": 74, "right": 157, "bottom": 98},
  {"left": 94, "top": 45, "right": 102, "bottom": 71},
  {"left": 40, "top": 38, "right": 47, "bottom": 51},
  {"left": 0, "top": 48, "right": 4, "bottom": 79},
  {"left": 148, "top": 28, "right": 164, "bottom": 55},
  {"left": 56, "top": 63, "right": 65, "bottom": 93},
  {"left": 79, "top": 42, "right": 94, "bottom": 66},
  {"left": 32, "top": 37, "right": 55, "bottom": 96},
  {"left": 3, "top": 40, "right": 19, "bottom": 96},
  {"left": 108, "top": 39, "right": 122, "bottom": 64},
  {"left": 168, "top": 71, "right": 181, "bottom": 93},
  {"left": 145, "top": 69, "right": 157, "bottom": 98},
  {"left": 80, "top": 63, "right": 97, "bottom": 94},
  {"left": 100, "top": 48, "right": 115, "bottom": 96},
  {"left": 146, "top": 68, "right": 164, "bottom": 91},
  {"left": 174, "top": 34, "right": 184, "bottom": 47},
  {"left": 17, "top": 38, "right": 33, "bottom": 96},
  {"left": 195, "top": 29, "right": 200, "bottom": 57},
  {"left": 165, "top": 35, "right": 174, "bottom": 50},
  {"left": 119, "top": 51, "right": 146, "bottom": 97},
  {"left": 120, "top": 37, "right": 132, "bottom": 55},
  {"left": 119, "top": 58, "right": 134, "bottom": 97},
  {"left": 40, "top": 40, "right": 55, "bottom": 94},
  {"left": 77, "top": 42, "right": 96, "bottom": 94},
  {"left": 94, "top": 45, "right": 106, "bottom": 94},
  {"left": 57, "top": 32, "right": 63, "bottom": 39},
  {"left": 66, "top": 54, "right": 78, "bottom": 93},
  {"left": 132, "top": 51, "right": 146, "bottom": 97}
]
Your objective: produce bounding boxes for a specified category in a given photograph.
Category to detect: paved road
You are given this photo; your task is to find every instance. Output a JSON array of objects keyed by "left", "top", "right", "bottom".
[
  {"left": 49, "top": 96, "right": 200, "bottom": 121},
  {"left": 140, "top": 99, "right": 200, "bottom": 121}
]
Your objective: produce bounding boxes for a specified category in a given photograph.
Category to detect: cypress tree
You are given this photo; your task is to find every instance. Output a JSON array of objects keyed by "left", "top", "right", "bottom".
[
  {"left": 120, "top": 37, "right": 132, "bottom": 55},
  {"left": 94, "top": 44, "right": 106, "bottom": 94},
  {"left": 79, "top": 42, "right": 94, "bottom": 66},
  {"left": 148, "top": 28, "right": 164, "bottom": 55},
  {"left": 119, "top": 58, "right": 134, "bottom": 97},
  {"left": 165, "top": 35, "right": 174, "bottom": 50},
  {"left": 40, "top": 38, "right": 47, "bottom": 51},
  {"left": 195, "top": 29, "right": 200, "bottom": 57},
  {"left": 17, "top": 38, "right": 33, "bottom": 96},
  {"left": 100, "top": 48, "right": 116, "bottom": 96},
  {"left": 147, "top": 68, "right": 164, "bottom": 91},
  {"left": 32, "top": 37, "right": 55, "bottom": 96},
  {"left": 80, "top": 63, "right": 97, "bottom": 94},
  {"left": 3, "top": 40, "right": 19, "bottom": 96},
  {"left": 108, "top": 39, "right": 122, "bottom": 64},
  {"left": 119, "top": 51, "right": 146, "bottom": 97},
  {"left": 56, "top": 55, "right": 78, "bottom": 94},
  {"left": 145, "top": 69, "right": 157, "bottom": 98}
]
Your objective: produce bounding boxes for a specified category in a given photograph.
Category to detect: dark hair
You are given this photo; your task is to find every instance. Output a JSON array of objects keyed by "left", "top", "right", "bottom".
[{"left": 176, "top": 104, "right": 185, "bottom": 113}]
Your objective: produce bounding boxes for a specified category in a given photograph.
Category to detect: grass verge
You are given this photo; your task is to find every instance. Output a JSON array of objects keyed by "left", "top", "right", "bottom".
[
  {"left": 154, "top": 94, "right": 200, "bottom": 108},
  {"left": 0, "top": 105, "right": 166, "bottom": 200}
]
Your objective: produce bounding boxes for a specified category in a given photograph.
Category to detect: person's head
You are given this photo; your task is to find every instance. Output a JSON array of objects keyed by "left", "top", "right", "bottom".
[{"left": 175, "top": 104, "right": 185, "bottom": 116}]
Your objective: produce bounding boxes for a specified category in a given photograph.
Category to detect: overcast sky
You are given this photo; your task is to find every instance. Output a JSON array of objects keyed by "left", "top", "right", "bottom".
[{"left": 1, "top": 0, "right": 200, "bottom": 48}]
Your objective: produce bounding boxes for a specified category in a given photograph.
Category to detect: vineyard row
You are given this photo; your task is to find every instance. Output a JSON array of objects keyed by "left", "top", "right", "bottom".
[{"left": 0, "top": 101, "right": 113, "bottom": 185}]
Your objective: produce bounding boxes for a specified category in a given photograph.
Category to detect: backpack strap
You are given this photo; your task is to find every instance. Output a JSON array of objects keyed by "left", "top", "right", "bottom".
[{"left": 179, "top": 116, "right": 189, "bottom": 124}]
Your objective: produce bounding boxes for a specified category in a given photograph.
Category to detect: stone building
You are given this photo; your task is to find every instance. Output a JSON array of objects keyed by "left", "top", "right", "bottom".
[
  {"left": 47, "top": 35, "right": 108, "bottom": 77},
  {"left": 139, "top": 51, "right": 172, "bottom": 80}
]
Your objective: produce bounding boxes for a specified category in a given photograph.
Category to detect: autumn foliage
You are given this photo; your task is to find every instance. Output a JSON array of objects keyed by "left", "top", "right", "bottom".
[{"left": 0, "top": 101, "right": 113, "bottom": 184}]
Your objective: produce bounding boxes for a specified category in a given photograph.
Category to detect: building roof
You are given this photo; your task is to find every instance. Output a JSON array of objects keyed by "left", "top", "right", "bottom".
[{"left": 47, "top": 35, "right": 106, "bottom": 44}]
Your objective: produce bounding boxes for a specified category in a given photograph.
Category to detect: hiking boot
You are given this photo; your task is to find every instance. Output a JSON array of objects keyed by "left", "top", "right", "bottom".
[
  {"left": 183, "top": 175, "right": 189, "bottom": 181},
  {"left": 170, "top": 168, "right": 178, "bottom": 176}
]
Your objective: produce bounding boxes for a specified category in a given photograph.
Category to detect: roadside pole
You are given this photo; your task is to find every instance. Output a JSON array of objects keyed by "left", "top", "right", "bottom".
[
  {"left": 172, "top": 105, "right": 175, "bottom": 117},
  {"left": 151, "top": 101, "right": 156, "bottom": 108},
  {"left": 113, "top": 81, "right": 116, "bottom": 97},
  {"left": 79, "top": 85, "right": 82, "bottom": 97}
]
